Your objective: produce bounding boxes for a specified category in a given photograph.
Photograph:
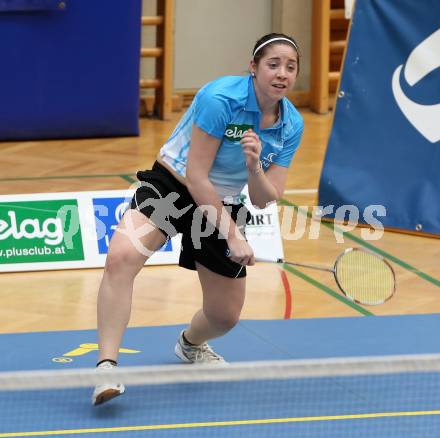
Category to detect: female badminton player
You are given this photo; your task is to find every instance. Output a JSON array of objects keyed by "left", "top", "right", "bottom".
[{"left": 93, "top": 32, "right": 304, "bottom": 405}]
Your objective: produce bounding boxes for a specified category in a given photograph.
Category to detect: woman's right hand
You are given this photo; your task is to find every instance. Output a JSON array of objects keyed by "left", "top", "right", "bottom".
[{"left": 226, "top": 236, "right": 255, "bottom": 266}]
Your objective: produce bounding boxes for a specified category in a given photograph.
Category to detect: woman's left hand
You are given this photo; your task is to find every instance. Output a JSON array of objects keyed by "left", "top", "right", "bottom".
[{"left": 240, "top": 129, "right": 262, "bottom": 173}]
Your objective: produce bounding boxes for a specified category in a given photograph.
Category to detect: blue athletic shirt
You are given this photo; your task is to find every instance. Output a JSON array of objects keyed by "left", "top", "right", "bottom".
[{"left": 159, "top": 75, "right": 304, "bottom": 203}]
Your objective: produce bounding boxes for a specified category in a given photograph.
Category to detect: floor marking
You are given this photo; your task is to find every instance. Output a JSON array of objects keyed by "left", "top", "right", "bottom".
[
  {"left": 279, "top": 269, "right": 293, "bottom": 319},
  {"left": 2, "top": 410, "right": 440, "bottom": 436},
  {"left": 120, "top": 175, "right": 136, "bottom": 183},
  {"left": 0, "top": 174, "right": 136, "bottom": 182}
]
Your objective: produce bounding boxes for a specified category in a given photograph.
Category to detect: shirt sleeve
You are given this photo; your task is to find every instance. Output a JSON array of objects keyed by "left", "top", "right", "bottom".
[
  {"left": 192, "top": 88, "right": 231, "bottom": 139},
  {"left": 272, "top": 117, "right": 304, "bottom": 167}
]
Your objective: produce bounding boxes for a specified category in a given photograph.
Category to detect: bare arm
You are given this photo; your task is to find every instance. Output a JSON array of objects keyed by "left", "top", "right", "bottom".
[
  {"left": 248, "top": 163, "right": 288, "bottom": 208},
  {"left": 241, "top": 130, "right": 288, "bottom": 208},
  {"left": 186, "top": 125, "right": 255, "bottom": 266}
]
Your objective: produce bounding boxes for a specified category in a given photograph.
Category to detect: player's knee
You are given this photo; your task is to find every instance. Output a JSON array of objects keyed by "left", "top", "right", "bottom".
[
  {"left": 205, "top": 308, "right": 240, "bottom": 332},
  {"left": 104, "top": 246, "right": 142, "bottom": 278},
  {"left": 104, "top": 250, "right": 127, "bottom": 276}
]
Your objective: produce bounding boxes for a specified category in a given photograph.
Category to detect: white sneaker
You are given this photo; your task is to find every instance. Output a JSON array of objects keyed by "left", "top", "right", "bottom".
[
  {"left": 174, "top": 330, "right": 226, "bottom": 364},
  {"left": 92, "top": 361, "right": 125, "bottom": 406}
]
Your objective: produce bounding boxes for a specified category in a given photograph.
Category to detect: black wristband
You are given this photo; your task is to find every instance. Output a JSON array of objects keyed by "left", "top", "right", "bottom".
[{"left": 96, "top": 359, "right": 117, "bottom": 367}]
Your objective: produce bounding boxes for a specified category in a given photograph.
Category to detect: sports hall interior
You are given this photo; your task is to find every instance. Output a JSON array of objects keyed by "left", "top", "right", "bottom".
[
  {"left": 1, "top": 0, "right": 438, "bottom": 334},
  {"left": 1, "top": 1, "right": 439, "bottom": 436}
]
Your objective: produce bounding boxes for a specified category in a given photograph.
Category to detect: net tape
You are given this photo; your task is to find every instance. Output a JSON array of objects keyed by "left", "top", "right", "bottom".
[{"left": 2, "top": 353, "right": 440, "bottom": 391}]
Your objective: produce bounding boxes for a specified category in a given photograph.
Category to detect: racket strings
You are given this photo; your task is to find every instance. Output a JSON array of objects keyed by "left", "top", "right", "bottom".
[{"left": 335, "top": 250, "right": 395, "bottom": 305}]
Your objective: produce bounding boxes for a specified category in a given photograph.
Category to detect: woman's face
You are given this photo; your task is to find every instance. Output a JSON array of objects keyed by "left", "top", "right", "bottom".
[{"left": 251, "top": 43, "right": 299, "bottom": 103}]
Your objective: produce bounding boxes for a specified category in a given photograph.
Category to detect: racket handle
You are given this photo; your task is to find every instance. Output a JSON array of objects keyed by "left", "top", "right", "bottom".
[
  {"left": 256, "top": 257, "right": 284, "bottom": 263},
  {"left": 226, "top": 249, "right": 283, "bottom": 264}
]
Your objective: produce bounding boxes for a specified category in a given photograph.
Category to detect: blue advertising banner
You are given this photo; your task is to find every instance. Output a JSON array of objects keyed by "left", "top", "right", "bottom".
[
  {"left": 93, "top": 197, "right": 129, "bottom": 254},
  {"left": 319, "top": 0, "right": 440, "bottom": 235},
  {"left": 93, "top": 197, "right": 172, "bottom": 255},
  {"left": 0, "top": 0, "right": 141, "bottom": 140}
]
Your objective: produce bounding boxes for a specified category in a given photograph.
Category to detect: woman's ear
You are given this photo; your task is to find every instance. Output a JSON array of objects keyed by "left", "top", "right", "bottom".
[{"left": 249, "top": 60, "right": 257, "bottom": 77}]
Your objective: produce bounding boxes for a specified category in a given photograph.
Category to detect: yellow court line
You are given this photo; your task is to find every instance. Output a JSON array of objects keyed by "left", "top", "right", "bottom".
[{"left": 1, "top": 410, "right": 440, "bottom": 437}]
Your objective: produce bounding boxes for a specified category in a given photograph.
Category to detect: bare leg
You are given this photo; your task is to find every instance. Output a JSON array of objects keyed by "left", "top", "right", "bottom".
[
  {"left": 97, "top": 209, "right": 166, "bottom": 362},
  {"left": 184, "top": 262, "right": 246, "bottom": 345}
]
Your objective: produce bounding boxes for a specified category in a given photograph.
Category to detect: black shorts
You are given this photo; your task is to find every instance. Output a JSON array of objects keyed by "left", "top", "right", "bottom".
[{"left": 130, "top": 161, "right": 250, "bottom": 278}]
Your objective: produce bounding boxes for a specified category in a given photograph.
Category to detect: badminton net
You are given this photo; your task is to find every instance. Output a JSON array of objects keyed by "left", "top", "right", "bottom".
[{"left": 0, "top": 354, "right": 440, "bottom": 437}]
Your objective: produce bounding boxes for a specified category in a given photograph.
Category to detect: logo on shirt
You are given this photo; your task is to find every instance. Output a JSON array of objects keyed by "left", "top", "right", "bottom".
[
  {"left": 261, "top": 152, "right": 278, "bottom": 168},
  {"left": 224, "top": 124, "right": 254, "bottom": 141}
]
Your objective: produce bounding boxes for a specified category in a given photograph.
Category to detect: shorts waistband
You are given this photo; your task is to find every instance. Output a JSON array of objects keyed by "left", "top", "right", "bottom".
[
  {"left": 151, "top": 161, "right": 187, "bottom": 189},
  {"left": 150, "top": 161, "right": 242, "bottom": 206}
]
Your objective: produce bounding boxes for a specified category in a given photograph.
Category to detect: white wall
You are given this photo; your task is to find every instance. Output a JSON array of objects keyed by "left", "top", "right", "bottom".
[
  {"left": 174, "top": 0, "right": 272, "bottom": 89},
  {"left": 141, "top": 0, "right": 310, "bottom": 92},
  {"left": 272, "top": 0, "right": 311, "bottom": 91}
]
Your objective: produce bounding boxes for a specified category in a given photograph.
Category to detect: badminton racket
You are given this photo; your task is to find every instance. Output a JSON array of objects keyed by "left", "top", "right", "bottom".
[{"left": 258, "top": 248, "right": 396, "bottom": 306}]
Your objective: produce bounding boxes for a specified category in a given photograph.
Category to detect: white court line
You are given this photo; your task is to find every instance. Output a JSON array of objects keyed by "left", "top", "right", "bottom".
[{"left": 284, "top": 188, "right": 317, "bottom": 195}]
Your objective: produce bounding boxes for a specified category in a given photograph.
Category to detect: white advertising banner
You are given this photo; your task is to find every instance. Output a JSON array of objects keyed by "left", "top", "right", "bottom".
[{"left": 0, "top": 188, "right": 283, "bottom": 273}]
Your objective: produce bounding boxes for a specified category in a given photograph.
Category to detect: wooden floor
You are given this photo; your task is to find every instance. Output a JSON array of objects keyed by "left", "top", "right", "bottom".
[{"left": 1, "top": 109, "right": 439, "bottom": 334}]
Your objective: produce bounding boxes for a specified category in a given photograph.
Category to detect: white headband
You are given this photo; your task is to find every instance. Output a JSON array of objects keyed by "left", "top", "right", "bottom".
[{"left": 253, "top": 37, "right": 298, "bottom": 57}]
